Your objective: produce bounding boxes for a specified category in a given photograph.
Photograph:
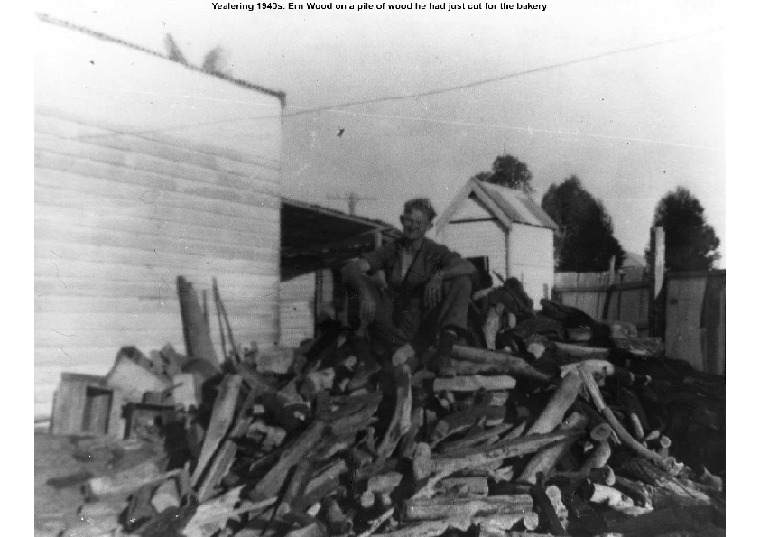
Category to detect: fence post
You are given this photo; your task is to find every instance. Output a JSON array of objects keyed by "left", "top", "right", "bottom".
[
  {"left": 607, "top": 256, "right": 616, "bottom": 285},
  {"left": 649, "top": 227, "right": 665, "bottom": 336}
]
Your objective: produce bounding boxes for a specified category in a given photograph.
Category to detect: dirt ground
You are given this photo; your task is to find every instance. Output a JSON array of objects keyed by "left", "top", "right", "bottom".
[{"left": 34, "top": 429, "right": 158, "bottom": 537}]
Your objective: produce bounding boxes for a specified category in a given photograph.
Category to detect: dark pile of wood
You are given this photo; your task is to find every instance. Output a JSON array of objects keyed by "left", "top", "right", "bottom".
[{"left": 47, "top": 277, "right": 725, "bottom": 537}]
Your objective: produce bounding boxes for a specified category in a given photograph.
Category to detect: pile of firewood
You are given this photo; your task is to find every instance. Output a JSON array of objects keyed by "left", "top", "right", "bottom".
[{"left": 47, "top": 276, "right": 725, "bottom": 537}]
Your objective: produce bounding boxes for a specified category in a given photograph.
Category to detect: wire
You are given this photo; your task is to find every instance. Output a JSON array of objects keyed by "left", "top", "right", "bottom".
[{"left": 283, "top": 27, "right": 721, "bottom": 118}]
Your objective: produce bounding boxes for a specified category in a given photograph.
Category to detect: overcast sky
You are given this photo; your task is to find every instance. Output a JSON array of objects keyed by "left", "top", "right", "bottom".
[{"left": 35, "top": 0, "right": 725, "bottom": 261}]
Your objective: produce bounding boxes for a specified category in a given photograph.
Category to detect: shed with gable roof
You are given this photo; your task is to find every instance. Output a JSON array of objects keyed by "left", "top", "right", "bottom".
[{"left": 434, "top": 178, "right": 559, "bottom": 305}]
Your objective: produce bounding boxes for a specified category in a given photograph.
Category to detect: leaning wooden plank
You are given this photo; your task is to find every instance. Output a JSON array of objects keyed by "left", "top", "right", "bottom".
[
  {"left": 451, "top": 345, "right": 553, "bottom": 383},
  {"left": 191, "top": 375, "right": 243, "bottom": 486},
  {"left": 177, "top": 275, "right": 220, "bottom": 368},
  {"left": 376, "top": 365, "right": 412, "bottom": 460},
  {"left": 197, "top": 439, "right": 238, "bottom": 503},
  {"left": 250, "top": 419, "right": 328, "bottom": 501}
]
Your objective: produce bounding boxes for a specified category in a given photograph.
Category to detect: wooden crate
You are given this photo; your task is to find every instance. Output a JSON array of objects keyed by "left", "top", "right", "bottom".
[{"left": 50, "top": 373, "right": 124, "bottom": 437}]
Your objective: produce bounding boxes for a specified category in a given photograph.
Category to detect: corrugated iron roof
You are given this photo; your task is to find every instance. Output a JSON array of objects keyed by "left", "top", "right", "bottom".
[{"left": 475, "top": 180, "right": 559, "bottom": 230}]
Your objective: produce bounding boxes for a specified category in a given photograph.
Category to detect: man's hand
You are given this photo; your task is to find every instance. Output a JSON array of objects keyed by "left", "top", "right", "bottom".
[
  {"left": 360, "top": 292, "right": 377, "bottom": 323},
  {"left": 424, "top": 272, "right": 444, "bottom": 308}
]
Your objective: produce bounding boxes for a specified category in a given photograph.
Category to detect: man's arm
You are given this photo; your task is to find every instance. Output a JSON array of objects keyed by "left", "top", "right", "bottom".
[
  {"left": 437, "top": 256, "right": 477, "bottom": 280},
  {"left": 424, "top": 251, "right": 476, "bottom": 308},
  {"left": 341, "top": 256, "right": 383, "bottom": 323},
  {"left": 341, "top": 258, "right": 372, "bottom": 295}
]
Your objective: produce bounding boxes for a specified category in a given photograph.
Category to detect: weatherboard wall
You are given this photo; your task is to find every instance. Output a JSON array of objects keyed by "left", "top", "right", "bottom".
[
  {"left": 437, "top": 217, "right": 509, "bottom": 289},
  {"left": 35, "top": 19, "right": 283, "bottom": 419},
  {"left": 436, "top": 197, "right": 553, "bottom": 305},
  {"left": 507, "top": 224, "right": 554, "bottom": 304}
]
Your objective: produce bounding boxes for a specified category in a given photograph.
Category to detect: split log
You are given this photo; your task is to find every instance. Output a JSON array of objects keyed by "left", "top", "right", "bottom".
[
  {"left": 197, "top": 439, "right": 237, "bottom": 503},
  {"left": 151, "top": 478, "right": 180, "bottom": 513},
  {"left": 618, "top": 457, "right": 711, "bottom": 507},
  {"left": 430, "top": 404, "right": 495, "bottom": 447},
  {"left": 357, "top": 508, "right": 394, "bottom": 537},
  {"left": 484, "top": 303, "right": 506, "bottom": 350},
  {"left": 415, "top": 430, "right": 581, "bottom": 498},
  {"left": 406, "top": 442, "right": 431, "bottom": 484},
  {"left": 367, "top": 471, "right": 403, "bottom": 495},
  {"left": 376, "top": 365, "right": 412, "bottom": 460},
  {"left": 579, "top": 439, "right": 611, "bottom": 474},
  {"left": 325, "top": 404, "right": 378, "bottom": 438},
  {"left": 177, "top": 276, "right": 219, "bottom": 368},
  {"left": 251, "top": 419, "right": 327, "bottom": 500},
  {"left": 554, "top": 342, "right": 609, "bottom": 359},
  {"left": 578, "top": 481, "right": 636, "bottom": 512},
  {"left": 277, "top": 459, "right": 315, "bottom": 515},
  {"left": 451, "top": 345, "right": 553, "bottom": 383},
  {"left": 380, "top": 513, "right": 532, "bottom": 537},
  {"left": 438, "top": 422, "right": 516, "bottom": 453},
  {"left": 301, "top": 460, "right": 347, "bottom": 508},
  {"left": 433, "top": 375, "right": 516, "bottom": 393},
  {"left": 530, "top": 480, "right": 568, "bottom": 536},
  {"left": 403, "top": 494, "right": 533, "bottom": 521},
  {"left": 526, "top": 371, "right": 583, "bottom": 436},
  {"left": 246, "top": 420, "right": 287, "bottom": 450},
  {"left": 191, "top": 375, "right": 242, "bottom": 486},
  {"left": 589, "top": 423, "right": 613, "bottom": 442},
  {"left": 105, "top": 356, "right": 170, "bottom": 404},
  {"left": 614, "top": 476, "right": 653, "bottom": 508},
  {"left": 519, "top": 411, "right": 589, "bottom": 484},
  {"left": 86, "top": 463, "right": 180, "bottom": 499},
  {"left": 434, "top": 477, "right": 489, "bottom": 496},
  {"left": 434, "top": 428, "right": 579, "bottom": 463}
]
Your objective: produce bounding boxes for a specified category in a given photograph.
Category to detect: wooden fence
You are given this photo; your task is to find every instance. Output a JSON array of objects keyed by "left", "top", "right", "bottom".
[
  {"left": 552, "top": 268, "right": 725, "bottom": 374},
  {"left": 552, "top": 267, "right": 650, "bottom": 330}
]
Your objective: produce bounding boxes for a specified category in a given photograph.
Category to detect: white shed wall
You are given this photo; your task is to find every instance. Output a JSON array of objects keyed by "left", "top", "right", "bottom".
[
  {"left": 34, "top": 20, "right": 283, "bottom": 419},
  {"left": 508, "top": 224, "right": 554, "bottom": 305},
  {"left": 436, "top": 219, "right": 508, "bottom": 282},
  {"left": 280, "top": 273, "right": 315, "bottom": 347}
]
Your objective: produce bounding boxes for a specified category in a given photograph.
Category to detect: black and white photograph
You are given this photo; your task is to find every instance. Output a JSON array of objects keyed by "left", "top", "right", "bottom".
[{"left": 32, "top": 0, "right": 729, "bottom": 535}]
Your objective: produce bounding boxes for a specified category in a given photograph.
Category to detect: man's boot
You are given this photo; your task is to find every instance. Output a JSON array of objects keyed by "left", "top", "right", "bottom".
[{"left": 431, "top": 328, "right": 458, "bottom": 375}]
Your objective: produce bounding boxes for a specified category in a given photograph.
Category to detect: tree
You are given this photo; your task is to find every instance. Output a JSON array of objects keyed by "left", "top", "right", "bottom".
[
  {"left": 645, "top": 187, "right": 720, "bottom": 271},
  {"left": 541, "top": 176, "right": 626, "bottom": 272},
  {"left": 471, "top": 154, "right": 533, "bottom": 192},
  {"left": 202, "top": 47, "right": 232, "bottom": 76}
]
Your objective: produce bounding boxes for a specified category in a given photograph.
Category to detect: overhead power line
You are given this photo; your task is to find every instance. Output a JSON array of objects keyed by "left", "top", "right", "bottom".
[{"left": 283, "top": 28, "right": 721, "bottom": 118}]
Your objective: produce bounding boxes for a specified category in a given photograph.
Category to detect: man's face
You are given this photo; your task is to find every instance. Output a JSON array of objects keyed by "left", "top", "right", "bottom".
[{"left": 400, "top": 208, "right": 432, "bottom": 242}]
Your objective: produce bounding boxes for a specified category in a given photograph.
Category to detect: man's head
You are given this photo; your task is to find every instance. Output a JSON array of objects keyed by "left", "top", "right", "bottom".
[{"left": 400, "top": 198, "right": 436, "bottom": 242}]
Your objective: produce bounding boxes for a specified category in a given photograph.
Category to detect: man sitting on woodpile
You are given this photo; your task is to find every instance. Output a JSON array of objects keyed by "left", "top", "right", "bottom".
[{"left": 342, "top": 198, "right": 476, "bottom": 371}]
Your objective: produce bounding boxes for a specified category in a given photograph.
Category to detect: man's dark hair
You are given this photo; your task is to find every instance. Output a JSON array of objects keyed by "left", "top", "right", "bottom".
[{"left": 403, "top": 198, "right": 437, "bottom": 221}]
